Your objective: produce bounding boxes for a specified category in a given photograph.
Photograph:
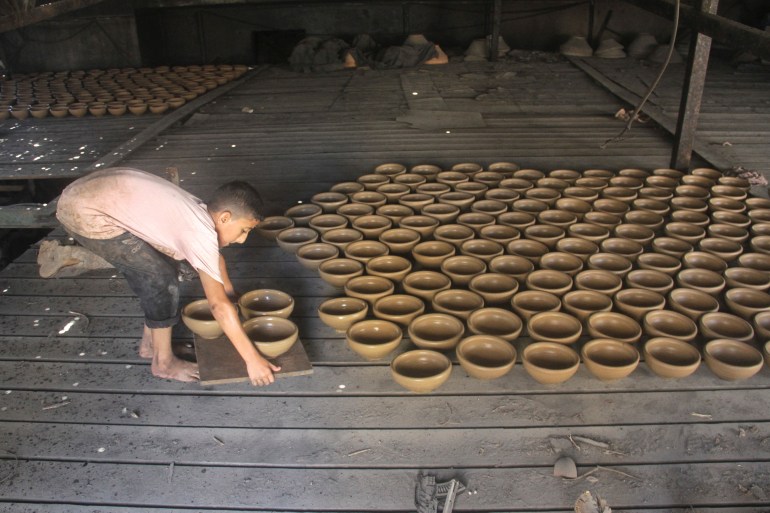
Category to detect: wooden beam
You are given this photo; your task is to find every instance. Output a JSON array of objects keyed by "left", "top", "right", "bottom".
[
  {"left": 621, "top": 0, "right": 770, "bottom": 61},
  {"left": 671, "top": 0, "right": 719, "bottom": 169},
  {"left": 0, "top": 0, "right": 107, "bottom": 33},
  {"left": 489, "top": 0, "right": 501, "bottom": 61}
]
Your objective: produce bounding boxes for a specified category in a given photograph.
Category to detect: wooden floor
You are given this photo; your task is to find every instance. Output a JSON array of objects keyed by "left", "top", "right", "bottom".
[{"left": 1, "top": 56, "right": 770, "bottom": 512}]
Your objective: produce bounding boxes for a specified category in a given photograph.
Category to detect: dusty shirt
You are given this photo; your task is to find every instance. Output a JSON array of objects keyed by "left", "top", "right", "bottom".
[{"left": 56, "top": 167, "right": 223, "bottom": 283}]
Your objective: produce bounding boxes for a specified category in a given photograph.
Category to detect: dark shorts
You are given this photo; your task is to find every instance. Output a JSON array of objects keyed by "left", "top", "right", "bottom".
[{"left": 71, "top": 231, "right": 181, "bottom": 329}]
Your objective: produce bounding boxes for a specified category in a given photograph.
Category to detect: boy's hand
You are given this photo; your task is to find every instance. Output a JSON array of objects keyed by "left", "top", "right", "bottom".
[{"left": 247, "top": 357, "right": 282, "bottom": 386}]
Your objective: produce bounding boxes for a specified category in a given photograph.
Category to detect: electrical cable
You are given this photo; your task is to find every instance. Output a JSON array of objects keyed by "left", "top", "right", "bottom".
[{"left": 601, "top": 0, "right": 681, "bottom": 148}]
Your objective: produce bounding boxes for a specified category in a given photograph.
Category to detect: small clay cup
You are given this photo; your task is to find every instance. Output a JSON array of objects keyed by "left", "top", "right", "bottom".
[
  {"left": 295, "top": 242, "right": 339, "bottom": 271},
  {"left": 739, "top": 253, "right": 770, "bottom": 273},
  {"left": 524, "top": 224, "right": 566, "bottom": 249},
  {"left": 471, "top": 199, "right": 507, "bottom": 217},
  {"left": 489, "top": 254, "right": 534, "bottom": 283},
  {"left": 393, "top": 173, "right": 427, "bottom": 191},
  {"left": 416, "top": 182, "right": 451, "bottom": 198},
  {"left": 525, "top": 269, "right": 573, "bottom": 297},
  {"left": 568, "top": 223, "right": 610, "bottom": 244},
  {"left": 438, "top": 191, "right": 475, "bottom": 210},
  {"left": 344, "top": 240, "right": 390, "bottom": 264},
  {"left": 671, "top": 209, "right": 710, "bottom": 227},
  {"left": 318, "top": 297, "right": 368, "bottom": 332},
  {"left": 276, "top": 227, "right": 319, "bottom": 254},
  {"left": 540, "top": 252, "right": 584, "bottom": 277},
  {"left": 398, "top": 193, "right": 434, "bottom": 212},
  {"left": 432, "top": 289, "right": 485, "bottom": 320},
  {"left": 238, "top": 289, "right": 294, "bottom": 319},
  {"left": 574, "top": 269, "right": 622, "bottom": 296},
  {"left": 344, "top": 275, "right": 395, "bottom": 305},
  {"left": 408, "top": 313, "right": 465, "bottom": 351},
  {"left": 724, "top": 267, "right": 770, "bottom": 292},
  {"left": 485, "top": 187, "right": 519, "bottom": 206},
  {"left": 456, "top": 335, "right": 516, "bottom": 380},
  {"left": 469, "top": 273, "right": 520, "bottom": 305},
  {"left": 724, "top": 288, "right": 770, "bottom": 319},
  {"left": 555, "top": 237, "right": 600, "bottom": 262},
  {"left": 455, "top": 182, "right": 488, "bottom": 200},
  {"left": 703, "top": 339, "right": 764, "bottom": 381},
  {"left": 390, "top": 350, "right": 452, "bottom": 393},
  {"left": 402, "top": 271, "right": 452, "bottom": 302},
  {"left": 337, "top": 203, "right": 375, "bottom": 222},
  {"left": 682, "top": 251, "right": 728, "bottom": 274},
  {"left": 398, "top": 215, "right": 439, "bottom": 238},
  {"left": 708, "top": 223, "right": 749, "bottom": 244},
  {"left": 352, "top": 214, "right": 392, "bottom": 239},
  {"left": 581, "top": 339, "right": 640, "bottom": 381},
  {"left": 256, "top": 216, "right": 295, "bottom": 240},
  {"left": 440, "top": 255, "right": 487, "bottom": 287},
  {"left": 322, "top": 228, "right": 364, "bottom": 251},
  {"left": 421, "top": 203, "right": 460, "bottom": 224},
  {"left": 555, "top": 198, "right": 592, "bottom": 220},
  {"left": 626, "top": 269, "right": 675, "bottom": 295},
  {"left": 643, "top": 337, "right": 701, "bottom": 379},
  {"left": 699, "top": 237, "right": 744, "bottom": 262},
  {"left": 667, "top": 287, "right": 720, "bottom": 321},
  {"left": 373, "top": 294, "right": 425, "bottom": 326},
  {"left": 613, "top": 289, "right": 665, "bottom": 322},
  {"left": 651, "top": 236, "right": 694, "bottom": 259},
  {"left": 593, "top": 198, "right": 630, "bottom": 216},
  {"left": 636, "top": 253, "right": 682, "bottom": 276},
  {"left": 587, "top": 252, "right": 633, "bottom": 277},
  {"left": 412, "top": 240, "right": 456, "bottom": 269},
  {"left": 467, "top": 307, "right": 523, "bottom": 342},
  {"left": 537, "top": 209, "right": 578, "bottom": 228},
  {"left": 586, "top": 312, "right": 642, "bottom": 344},
  {"left": 498, "top": 211, "right": 536, "bottom": 230},
  {"left": 562, "top": 290, "right": 613, "bottom": 324},
  {"left": 563, "top": 186, "right": 599, "bottom": 204},
  {"left": 522, "top": 342, "right": 580, "bottom": 385},
  {"left": 527, "top": 311, "right": 582, "bottom": 345},
  {"left": 614, "top": 223, "right": 655, "bottom": 246},
  {"left": 525, "top": 187, "right": 560, "bottom": 206},
  {"left": 366, "top": 255, "right": 412, "bottom": 283},
  {"left": 378, "top": 228, "right": 421, "bottom": 254},
  {"left": 243, "top": 316, "right": 298, "bottom": 358},
  {"left": 712, "top": 211, "right": 751, "bottom": 228},
  {"left": 357, "top": 173, "right": 389, "bottom": 191},
  {"left": 699, "top": 312, "right": 755, "bottom": 343},
  {"left": 330, "top": 181, "right": 365, "bottom": 195},
  {"left": 751, "top": 235, "right": 770, "bottom": 256},
  {"left": 755, "top": 312, "right": 770, "bottom": 343},
  {"left": 310, "top": 192, "right": 348, "bottom": 213},
  {"left": 583, "top": 211, "right": 622, "bottom": 230},
  {"left": 600, "top": 237, "right": 644, "bottom": 263},
  {"left": 284, "top": 203, "right": 323, "bottom": 227},
  {"left": 506, "top": 239, "right": 549, "bottom": 265},
  {"left": 512, "top": 198, "right": 549, "bottom": 215},
  {"left": 460, "top": 239, "right": 504, "bottom": 263},
  {"left": 318, "top": 258, "right": 364, "bottom": 287},
  {"left": 708, "top": 196, "right": 747, "bottom": 214},
  {"left": 675, "top": 268, "right": 726, "bottom": 296},
  {"left": 308, "top": 214, "right": 348, "bottom": 236},
  {"left": 434, "top": 224, "right": 475, "bottom": 248},
  {"left": 512, "top": 291, "right": 561, "bottom": 322},
  {"left": 457, "top": 212, "right": 496, "bottom": 234},
  {"left": 374, "top": 162, "right": 406, "bottom": 177},
  {"left": 436, "top": 170, "right": 470, "bottom": 187},
  {"left": 351, "top": 191, "right": 388, "bottom": 209},
  {"left": 643, "top": 310, "right": 698, "bottom": 342},
  {"left": 182, "top": 299, "right": 223, "bottom": 339},
  {"left": 479, "top": 224, "right": 521, "bottom": 246},
  {"left": 347, "top": 319, "right": 402, "bottom": 360}
]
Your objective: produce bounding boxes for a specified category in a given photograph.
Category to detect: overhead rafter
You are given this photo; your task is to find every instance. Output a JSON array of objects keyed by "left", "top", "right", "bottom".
[
  {"left": 0, "top": 0, "right": 107, "bottom": 34},
  {"left": 622, "top": 0, "right": 770, "bottom": 61}
]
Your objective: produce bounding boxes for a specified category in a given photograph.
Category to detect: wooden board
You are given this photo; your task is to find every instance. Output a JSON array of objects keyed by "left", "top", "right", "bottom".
[{"left": 194, "top": 333, "right": 312, "bottom": 385}]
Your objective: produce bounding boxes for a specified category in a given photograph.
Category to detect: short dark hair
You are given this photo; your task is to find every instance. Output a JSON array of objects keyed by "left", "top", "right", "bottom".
[{"left": 207, "top": 181, "right": 264, "bottom": 220}]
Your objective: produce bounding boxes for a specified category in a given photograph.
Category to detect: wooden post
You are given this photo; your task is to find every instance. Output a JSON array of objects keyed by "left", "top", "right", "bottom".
[
  {"left": 671, "top": 0, "right": 719, "bottom": 169},
  {"left": 588, "top": 0, "right": 596, "bottom": 47},
  {"left": 489, "top": 0, "right": 502, "bottom": 61}
]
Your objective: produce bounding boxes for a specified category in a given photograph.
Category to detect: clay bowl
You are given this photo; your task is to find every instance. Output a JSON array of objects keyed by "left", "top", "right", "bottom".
[
  {"left": 479, "top": 224, "right": 521, "bottom": 246},
  {"left": 711, "top": 184, "right": 748, "bottom": 202},
  {"left": 393, "top": 173, "right": 427, "bottom": 191},
  {"left": 489, "top": 254, "right": 534, "bottom": 283},
  {"left": 670, "top": 209, "right": 710, "bottom": 227},
  {"left": 29, "top": 104, "right": 49, "bottom": 119},
  {"left": 670, "top": 197, "right": 707, "bottom": 213},
  {"left": 512, "top": 198, "right": 549, "bottom": 215},
  {"left": 498, "top": 211, "right": 536, "bottom": 230},
  {"left": 373, "top": 294, "right": 425, "bottom": 326},
  {"left": 330, "top": 181, "right": 365, "bottom": 195},
  {"left": 432, "top": 289, "right": 485, "bottom": 321},
  {"left": 402, "top": 271, "right": 452, "bottom": 302},
  {"left": 352, "top": 214, "right": 392, "bottom": 239},
  {"left": 525, "top": 269, "right": 573, "bottom": 297},
  {"left": 525, "top": 187, "right": 560, "bottom": 206},
  {"left": 601, "top": 186, "right": 637, "bottom": 204},
  {"left": 751, "top": 223, "right": 770, "bottom": 238},
  {"left": 682, "top": 175, "right": 716, "bottom": 189},
  {"left": 562, "top": 290, "right": 613, "bottom": 324},
  {"left": 515, "top": 168, "right": 546, "bottom": 181},
  {"left": 506, "top": 239, "right": 549, "bottom": 265},
  {"left": 436, "top": 170, "right": 470, "bottom": 187},
  {"left": 276, "top": 226, "right": 319, "bottom": 254},
  {"left": 295, "top": 242, "right": 339, "bottom": 271},
  {"left": 485, "top": 187, "right": 520, "bottom": 206},
  {"left": 500, "top": 177, "right": 535, "bottom": 194},
  {"left": 699, "top": 237, "right": 744, "bottom": 262},
  {"left": 523, "top": 224, "right": 565, "bottom": 249},
  {"left": 421, "top": 203, "right": 460, "bottom": 224},
  {"left": 242, "top": 316, "right": 298, "bottom": 358},
  {"left": 708, "top": 223, "right": 749, "bottom": 243},
  {"left": 650, "top": 236, "right": 694, "bottom": 259},
  {"left": 488, "top": 162, "right": 520, "bottom": 176},
  {"left": 676, "top": 268, "right": 726, "bottom": 296},
  {"left": 747, "top": 197, "right": 770, "bottom": 210},
  {"left": 337, "top": 203, "right": 375, "bottom": 222},
  {"left": 351, "top": 191, "right": 388, "bottom": 209},
  {"left": 636, "top": 253, "right": 682, "bottom": 276},
  {"left": 593, "top": 198, "right": 630, "bottom": 217},
  {"left": 586, "top": 252, "right": 633, "bottom": 278},
  {"left": 667, "top": 287, "right": 719, "bottom": 321},
  {"left": 181, "top": 299, "right": 223, "bottom": 339},
  {"left": 285, "top": 203, "right": 322, "bottom": 227},
  {"left": 457, "top": 212, "right": 496, "bottom": 234},
  {"left": 68, "top": 102, "right": 88, "bottom": 117},
  {"left": 574, "top": 269, "right": 622, "bottom": 296},
  {"left": 344, "top": 275, "right": 395, "bottom": 305},
  {"left": 310, "top": 192, "right": 348, "bottom": 213},
  {"left": 691, "top": 167, "right": 722, "bottom": 181},
  {"left": 699, "top": 312, "right": 755, "bottom": 343},
  {"left": 438, "top": 191, "right": 475, "bottom": 211},
  {"left": 416, "top": 182, "right": 451, "bottom": 198},
  {"left": 455, "top": 182, "right": 489, "bottom": 200},
  {"left": 755, "top": 312, "right": 770, "bottom": 343},
  {"left": 357, "top": 173, "right": 389, "bottom": 191},
  {"left": 609, "top": 175, "right": 643, "bottom": 190},
  {"left": 433, "top": 224, "right": 474, "bottom": 249},
  {"left": 318, "top": 258, "right": 364, "bottom": 287},
  {"left": 567, "top": 223, "right": 610, "bottom": 244},
  {"left": 682, "top": 251, "right": 728, "bottom": 274},
  {"left": 366, "top": 255, "right": 412, "bottom": 283},
  {"left": 643, "top": 337, "right": 701, "bottom": 379},
  {"left": 411, "top": 240, "right": 455, "bottom": 269},
  {"left": 751, "top": 236, "right": 770, "bottom": 256},
  {"left": 563, "top": 186, "right": 599, "bottom": 204},
  {"left": 539, "top": 252, "right": 584, "bottom": 277},
  {"left": 600, "top": 237, "right": 643, "bottom": 263},
  {"left": 549, "top": 169, "right": 581, "bottom": 184},
  {"left": 583, "top": 211, "right": 622, "bottom": 230},
  {"left": 471, "top": 173, "right": 506, "bottom": 188},
  {"left": 456, "top": 335, "right": 516, "bottom": 380},
  {"left": 378, "top": 228, "right": 421, "bottom": 255},
  {"left": 460, "top": 239, "right": 504, "bottom": 263},
  {"left": 398, "top": 193, "right": 434, "bottom": 212},
  {"left": 318, "top": 297, "right": 368, "bottom": 332},
  {"left": 724, "top": 288, "right": 770, "bottom": 319},
  {"left": 344, "top": 240, "right": 389, "bottom": 264},
  {"left": 512, "top": 291, "right": 562, "bottom": 322},
  {"left": 586, "top": 312, "right": 642, "bottom": 344},
  {"left": 708, "top": 196, "right": 747, "bottom": 214},
  {"left": 471, "top": 199, "right": 507, "bottom": 217},
  {"left": 408, "top": 313, "right": 465, "bottom": 351},
  {"left": 675, "top": 184, "right": 710, "bottom": 201},
  {"left": 374, "top": 162, "right": 406, "bottom": 177},
  {"left": 630, "top": 200, "right": 669, "bottom": 219},
  {"left": 739, "top": 253, "right": 770, "bottom": 273},
  {"left": 439, "top": 255, "right": 486, "bottom": 287},
  {"left": 390, "top": 350, "right": 452, "bottom": 393},
  {"left": 724, "top": 267, "right": 770, "bottom": 292},
  {"left": 467, "top": 307, "right": 523, "bottom": 342},
  {"left": 626, "top": 269, "right": 675, "bottom": 295},
  {"left": 256, "top": 216, "right": 295, "bottom": 240},
  {"left": 649, "top": 170, "right": 682, "bottom": 184},
  {"left": 238, "top": 289, "right": 294, "bottom": 319},
  {"left": 398, "top": 215, "right": 439, "bottom": 239},
  {"left": 613, "top": 288, "right": 665, "bottom": 322},
  {"left": 308, "top": 214, "right": 348, "bottom": 236},
  {"left": 49, "top": 104, "right": 70, "bottom": 118},
  {"left": 703, "top": 339, "right": 764, "bottom": 381},
  {"left": 522, "top": 342, "right": 580, "bottom": 385},
  {"left": 321, "top": 228, "right": 364, "bottom": 251},
  {"left": 614, "top": 223, "right": 655, "bottom": 246},
  {"left": 537, "top": 209, "right": 578, "bottom": 228},
  {"left": 527, "top": 311, "right": 582, "bottom": 345},
  {"left": 469, "top": 273, "right": 520, "bottom": 305},
  {"left": 643, "top": 310, "right": 698, "bottom": 342},
  {"left": 555, "top": 198, "right": 592, "bottom": 220},
  {"left": 581, "top": 339, "right": 640, "bottom": 381},
  {"left": 537, "top": 177, "right": 570, "bottom": 192},
  {"left": 712, "top": 211, "right": 751, "bottom": 228},
  {"left": 411, "top": 164, "right": 442, "bottom": 181},
  {"left": 347, "top": 319, "right": 402, "bottom": 361}
]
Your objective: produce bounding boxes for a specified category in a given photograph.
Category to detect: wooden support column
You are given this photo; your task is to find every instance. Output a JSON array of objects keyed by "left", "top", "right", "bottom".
[
  {"left": 671, "top": 0, "right": 719, "bottom": 170},
  {"left": 489, "top": 0, "right": 502, "bottom": 61}
]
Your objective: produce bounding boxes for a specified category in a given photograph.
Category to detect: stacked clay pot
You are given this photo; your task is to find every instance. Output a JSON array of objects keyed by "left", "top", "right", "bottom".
[
  {"left": 270, "top": 162, "right": 770, "bottom": 389},
  {"left": 0, "top": 64, "right": 248, "bottom": 120}
]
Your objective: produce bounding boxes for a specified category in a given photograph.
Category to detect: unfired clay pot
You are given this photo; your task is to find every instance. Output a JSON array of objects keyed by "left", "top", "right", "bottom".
[
  {"left": 586, "top": 312, "right": 642, "bottom": 344},
  {"left": 562, "top": 290, "right": 613, "bottom": 324},
  {"left": 467, "top": 307, "right": 523, "bottom": 342},
  {"left": 347, "top": 319, "right": 402, "bottom": 360},
  {"left": 284, "top": 204, "right": 322, "bottom": 228},
  {"left": 522, "top": 342, "right": 580, "bottom": 385},
  {"left": 699, "top": 312, "right": 755, "bottom": 343},
  {"left": 613, "top": 288, "right": 665, "bottom": 322},
  {"left": 703, "top": 339, "right": 763, "bottom": 381},
  {"left": 642, "top": 310, "right": 698, "bottom": 342},
  {"left": 318, "top": 258, "right": 364, "bottom": 287},
  {"left": 402, "top": 271, "right": 452, "bottom": 302},
  {"left": 511, "top": 290, "right": 561, "bottom": 322},
  {"left": 432, "top": 289, "right": 485, "bottom": 320},
  {"left": 581, "top": 339, "right": 640, "bottom": 381},
  {"left": 373, "top": 294, "right": 425, "bottom": 326},
  {"left": 456, "top": 335, "right": 516, "bottom": 380},
  {"left": 318, "top": 297, "right": 368, "bottom": 332},
  {"left": 643, "top": 337, "right": 701, "bottom": 379},
  {"left": 408, "top": 313, "right": 465, "bottom": 350},
  {"left": 527, "top": 311, "right": 582, "bottom": 345}
]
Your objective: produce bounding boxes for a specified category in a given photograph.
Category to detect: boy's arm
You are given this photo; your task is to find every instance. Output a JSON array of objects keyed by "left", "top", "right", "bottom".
[
  {"left": 219, "top": 254, "right": 237, "bottom": 299},
  {"left": 199, "top": 270, "right": 281, "bottom": 386}
]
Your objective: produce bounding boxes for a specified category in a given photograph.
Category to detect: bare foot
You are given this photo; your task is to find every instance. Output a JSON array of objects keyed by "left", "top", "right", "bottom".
[
  {"left": 152, "top": 357, "right": 199, "bottom": 382},
  {"left": 344, "top": 51, "right": 357, "bottom": 68},
  {"left": 426, "top": 45, "right": 449, "bottom": 65},
  {"left": 138, "top": 327, "right": 153, "bottom": 359}
]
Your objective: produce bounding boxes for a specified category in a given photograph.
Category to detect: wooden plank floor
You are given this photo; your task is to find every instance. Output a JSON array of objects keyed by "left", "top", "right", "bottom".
[{"left": 1, "top": 58, "right": 770, "bottom": 512}]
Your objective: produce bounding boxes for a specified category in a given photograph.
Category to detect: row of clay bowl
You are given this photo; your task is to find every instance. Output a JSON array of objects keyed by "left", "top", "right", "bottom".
[
  {"left": 0, "top": 64, "right": 247, "bottom": 120},
  {"left": 260, "top": 162, "right": 770, "bottom": 392}
]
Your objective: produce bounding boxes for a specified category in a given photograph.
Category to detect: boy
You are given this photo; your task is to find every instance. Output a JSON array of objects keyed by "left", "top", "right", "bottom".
[{"left": 54, "top": 167, "right": 280, "bottom": 385}]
